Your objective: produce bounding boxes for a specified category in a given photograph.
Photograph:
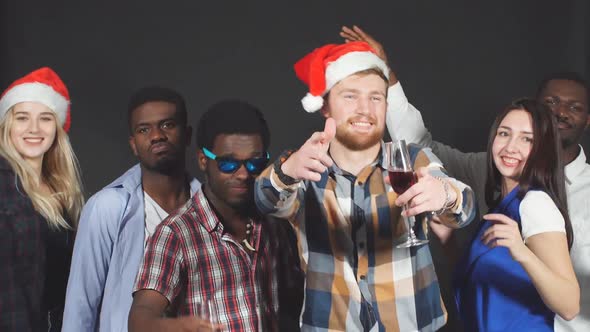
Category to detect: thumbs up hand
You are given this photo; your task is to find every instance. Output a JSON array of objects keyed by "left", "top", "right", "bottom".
[{"left": 281, "top": 118, "right": 336, "bottom": 182}]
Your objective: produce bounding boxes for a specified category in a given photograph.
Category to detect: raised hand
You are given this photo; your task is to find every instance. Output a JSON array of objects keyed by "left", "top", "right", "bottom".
[
  {"left": 281, "top": 118, "right": 336, "bottom": 182},
  {"left": 340, "top": 25, "right": 397, "bottom": 84},
  {"left": 394, "top": 167, "right": 457, "bottom": 216},
  {"left": 481, "top": 213, "right": 528, "bottom": 261},
  {"left": 340, "top": 25, "right": 387, "bottom": 63}
]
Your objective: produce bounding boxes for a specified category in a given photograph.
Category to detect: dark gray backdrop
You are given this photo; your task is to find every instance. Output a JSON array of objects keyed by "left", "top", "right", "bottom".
[
  {"left": 2, "top": 0, "right": 588, "bottom": 195},
  {"left": 2, "top": 1, "right": 589, "bottom": 331}
]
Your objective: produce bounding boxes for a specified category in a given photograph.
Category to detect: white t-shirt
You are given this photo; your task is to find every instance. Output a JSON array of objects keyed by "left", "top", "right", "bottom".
[
  {"left": 144, "top": 191, "right": 169, "bottom": 244},
  {"left": 519, "top": 190, "right": 566, "bottom": 241},
  {"left": 556, "top": 148, "right": 590, "bottom": 332}
]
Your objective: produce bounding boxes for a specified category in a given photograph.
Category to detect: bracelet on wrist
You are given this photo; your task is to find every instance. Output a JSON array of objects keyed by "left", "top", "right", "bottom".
[
  {"left": 273, "top": 150, "right": 298, "bottom": 186},
  {"left": 434, "top": 177, "right": 455, "bottom": 215}
]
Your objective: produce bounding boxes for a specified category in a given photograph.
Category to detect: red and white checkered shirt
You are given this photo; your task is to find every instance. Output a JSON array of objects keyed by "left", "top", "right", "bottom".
[{"left": 134, "top": 190, "right": 279, "bottom": 331}]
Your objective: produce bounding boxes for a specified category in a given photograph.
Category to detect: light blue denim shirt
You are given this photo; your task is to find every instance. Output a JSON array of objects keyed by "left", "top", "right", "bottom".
[{"left": 62, "top": 164, "right": 201, "bottom": 332}]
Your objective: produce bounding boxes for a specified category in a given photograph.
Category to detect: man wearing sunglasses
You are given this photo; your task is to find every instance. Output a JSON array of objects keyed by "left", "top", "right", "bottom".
[
  {"left": 63, "top": 87, "right": 201, "bottom": 332},
  {"left": 255, "top": 42, "right": 476, "bottom": 331},
  {"left": 129, "top": 100, "right": 303, "bottom": 331}
]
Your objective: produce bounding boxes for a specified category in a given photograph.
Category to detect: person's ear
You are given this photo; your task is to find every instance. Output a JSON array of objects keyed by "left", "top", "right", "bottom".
[
  {"left": 197, "top": 149, "right": 207, "bottom": 172},
  {"left": 319, "top": 93, "right": 331, "bottom": 119},
  {"left": 128, "top": 136, "right": 138, "bottom": 156},
  {"left": 320, "top": 101, "right": 331, "bottom": 119}
]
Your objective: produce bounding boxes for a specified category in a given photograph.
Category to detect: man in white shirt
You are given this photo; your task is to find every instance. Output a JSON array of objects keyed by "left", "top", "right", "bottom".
[
  {"left": 63, "top": 87, "right": 201, "bottom": 331},
  {"left": 339, "top": 25, "right": 590, "bottom": 332}
]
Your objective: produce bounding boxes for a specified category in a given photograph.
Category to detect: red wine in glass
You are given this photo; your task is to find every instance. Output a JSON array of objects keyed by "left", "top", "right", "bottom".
[
  {"left": 389, "top": 170, "right": 417, "bottom": 195},
  {"left": 385, "top": 140, "right": 429, "bottom": 248}
]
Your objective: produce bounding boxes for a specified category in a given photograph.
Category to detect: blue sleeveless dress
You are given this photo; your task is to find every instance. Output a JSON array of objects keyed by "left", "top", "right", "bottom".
[{"left": 454, "top": 187, "right": 554, "bottom": 331}]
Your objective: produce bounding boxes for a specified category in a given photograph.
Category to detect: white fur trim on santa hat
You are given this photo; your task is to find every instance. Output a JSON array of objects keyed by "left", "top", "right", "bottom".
[
  {"left": 301, "top": 93, "right": 325, "bottom": 113},
  {"left": 325, "top": 51, "right": 389, "bottom": 92},
  {"left": 0, "top": 82, "right": 69, "bottom": 125}
]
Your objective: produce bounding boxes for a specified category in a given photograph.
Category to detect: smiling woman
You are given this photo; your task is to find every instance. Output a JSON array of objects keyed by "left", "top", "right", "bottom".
[
  {"left": 490, "top": 109, "right": 534, "bottom": 194},
  {"left": 9, "top": 102, "right": 58, "bottom": 167},
  {"left": 0, "top": 67, "right": 84, "bottom": 332},
  {"left": 452, "top": 98, "right": 580, "bottom": 331}
]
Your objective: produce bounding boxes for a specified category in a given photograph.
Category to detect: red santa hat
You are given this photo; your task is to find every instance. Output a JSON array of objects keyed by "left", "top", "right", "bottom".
[
  {"left": 0, "top": 67, "right": 71, "bottom": 132},
  {"left": 294, "top": 41, "right": 389, "bottom": 113}
]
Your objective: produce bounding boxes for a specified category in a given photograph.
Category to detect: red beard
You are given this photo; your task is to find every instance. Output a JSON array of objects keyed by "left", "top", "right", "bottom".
[{"left": 335, "top": 116, "right": 383, "bottom": 151}]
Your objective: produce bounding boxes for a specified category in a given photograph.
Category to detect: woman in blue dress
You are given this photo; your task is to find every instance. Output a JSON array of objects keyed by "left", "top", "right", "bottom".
[{"left": 454, "top": 98, "right": 580, "bottom": 331}]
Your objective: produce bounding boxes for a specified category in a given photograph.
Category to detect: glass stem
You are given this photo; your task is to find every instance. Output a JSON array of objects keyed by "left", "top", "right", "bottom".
[{"left": 403, "top": 204, "right": 417, "bottom": 240}]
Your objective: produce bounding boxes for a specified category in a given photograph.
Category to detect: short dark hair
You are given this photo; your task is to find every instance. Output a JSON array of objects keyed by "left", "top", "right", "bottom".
[
  {"left": 127, "top": 86, "right": 187, "bottom": 132},
  {"left": 484, "top": 98, "right": 573, "bottom": 249},
  {"left": 196, "top": 100, "right": 270, "bottom": 151},
  {"left": 536, "top": 72, "right": 589, "bottom": 101}
]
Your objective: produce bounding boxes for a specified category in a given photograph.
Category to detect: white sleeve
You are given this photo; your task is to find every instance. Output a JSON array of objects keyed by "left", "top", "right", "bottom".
[
  {"left": 386, "top": 82, "right": 433, "bottom": 147},
  {"left": 519, "top": 191, "right": 566, "bottom": 241},
  {"left": 386, "top": 82, "right": 488, "bottom": 206}
]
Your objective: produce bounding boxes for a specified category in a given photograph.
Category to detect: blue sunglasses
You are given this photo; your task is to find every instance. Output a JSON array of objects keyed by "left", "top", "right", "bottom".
[{"left": 202, "top": 147, "right": 270, "bottom": 174}]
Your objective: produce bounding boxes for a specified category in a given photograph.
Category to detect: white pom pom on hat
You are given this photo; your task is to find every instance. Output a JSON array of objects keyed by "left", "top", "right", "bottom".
[
  {"left": 301, "top": 93, "right": 325, "bottom": 113},
  {"left": 294, "top": 41, "right": 389, "bottom": 113}
]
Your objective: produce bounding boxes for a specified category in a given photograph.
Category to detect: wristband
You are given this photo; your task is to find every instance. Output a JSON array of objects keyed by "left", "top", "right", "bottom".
[
  {"left": 435, "top": 177, "right": 455, "bottom": 215},
  {"left": 273, "top": 150, "right": 298, "bottom": 186}
]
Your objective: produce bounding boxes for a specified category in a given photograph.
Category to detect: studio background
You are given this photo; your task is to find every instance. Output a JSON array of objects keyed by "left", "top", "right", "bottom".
[
  {"left": 2, "top": 0, "right": 588, "bottom": 195},
  {"left": 2, "top": 1, "right": 589, "bottom": 331}
]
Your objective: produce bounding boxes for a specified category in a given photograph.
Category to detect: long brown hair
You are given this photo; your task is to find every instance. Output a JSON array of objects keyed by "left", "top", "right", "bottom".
[{"left": 484, "top": 98, "right": 573, "bottom": 249}]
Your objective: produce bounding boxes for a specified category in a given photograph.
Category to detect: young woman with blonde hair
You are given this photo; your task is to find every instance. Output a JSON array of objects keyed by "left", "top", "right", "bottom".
[{"left": 0, "top": 67, "right": 84, "bottom": 331}]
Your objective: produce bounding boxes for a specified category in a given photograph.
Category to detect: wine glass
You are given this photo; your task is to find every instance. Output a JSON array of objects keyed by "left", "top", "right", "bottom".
[{"left": 385, "top": 140, "right": 429, "bottom": 248}]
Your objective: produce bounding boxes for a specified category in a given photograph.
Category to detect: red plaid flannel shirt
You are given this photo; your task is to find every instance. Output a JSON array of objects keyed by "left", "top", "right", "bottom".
[{"left": 134, "top": 190, "right": 279, "bottom": 331}]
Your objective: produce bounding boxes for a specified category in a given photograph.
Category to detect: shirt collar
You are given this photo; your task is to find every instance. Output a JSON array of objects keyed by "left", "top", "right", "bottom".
[
  {"left": 377, "top": 141, "right": 387, "bottom": 169},
  {"left": 195, "top": 189, "right": 222, "bottom": 234},
  {"left": 564, "top": 145, "right": 587, "bottom": 184},
  {"left": 196, "top": 187, "right": 262, "bottom": 235},
  {"left": 328, "top": 141, "right": 385, "bottom": 180},
  {"left": 109, "top": 163, "right": 200, "bottom": 195}
]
